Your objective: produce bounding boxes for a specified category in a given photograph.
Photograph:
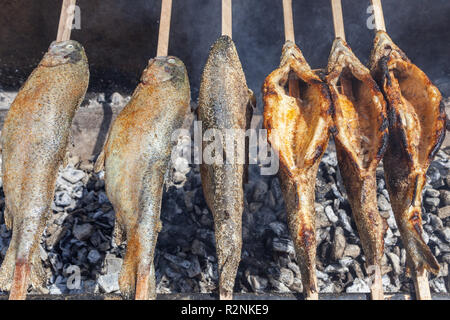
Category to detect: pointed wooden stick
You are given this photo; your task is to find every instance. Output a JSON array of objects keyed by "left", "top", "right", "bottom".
[
  {"left": 407, "top": 253, "right": 432, "bottom": 300},
  {"left": 56, "top": 0, "right": 77, "bottom": 42},
  {"left": 282, "top": 0, "right": 295, "bottom": 42},
  {"left": 370, "top": 265, "right": 384, "bottom": 300},
  {"left": 371, "top": 0, "right": 386, "bottom": 32},
  {"left": 330, "top": 0, "right": 345, "bottom": 40},
  {"left": 157, "top": 0, "right": 173, "bottom": 57},
  {"left": 413, "top": 269, "right": 432, "bottom": 300},
  {"left": 222, "top": 0, "right": 232, "bottom": 38}
]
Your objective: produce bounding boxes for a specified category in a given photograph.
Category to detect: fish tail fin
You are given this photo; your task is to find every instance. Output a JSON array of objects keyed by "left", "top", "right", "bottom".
[
  {"left": 8, "top": 259, "right": 31, "bottom": 300},
  {"left": 217, "top": 245, "right": 241, "bottom": 300},
  {"left": 215, "top": 215, "right": 242, "bottom": 300},
  {"left": 408, "top": 231, "right": 440, "bottom": 275},
  {"left": 119, "top": 219, "right": 160, "bottom": 300},
  {"left": 119, "top": 249, "right": 157, "bottom": 300},
  {"left": 94, "top": 149, "right": 105, "bottom": 173},
  {"left": 399, "top": 212, "right": 440, "bottom": 275},
  {"left": 134, "top": 263, "right": 156, "bottom": 300},
  {"left": 293, "top": 232, "right": 318, "bottom": 300}
]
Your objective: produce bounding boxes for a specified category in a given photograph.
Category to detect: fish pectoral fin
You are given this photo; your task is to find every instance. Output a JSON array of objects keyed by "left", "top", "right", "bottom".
[
  {"left": 156, "top": 219, "right": 163, "bottom": 233},
  {"left": 243, "top": 90, "right": 256, "bottom": 186},
  {"left": 4, "top": 206, "right": 12, "bottom": 230},
  {"left": 94, "top": 150, "right": 105, "bottom": 173},
  {"left": 62, "top": 152, "right": 69, "bottom": 168},
  {"left": 113, "top": 220, "right": 126, "bottom": 247},
  {"left": 247, "top": 89, "right": 256, "bottom": 111}
]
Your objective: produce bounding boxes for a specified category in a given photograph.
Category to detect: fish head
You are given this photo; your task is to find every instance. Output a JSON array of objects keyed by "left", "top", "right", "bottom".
[
  {"left": 326, "top": 38, "right": 370, "bottom": 86},
  {"left": 141, "top": 56, "right": 187, "bottom": 86},
  {"left": 205, "top": 35, "right": 245, "bottom": 70},
  {"left": 280, "top": 41, "right": 307, "bottom": 67},
  {"left": 369, "top": 31, "right": 408, "bottom": 70},
  {"left": 41, "top": 40, "right": 86, "bottom": 67}
]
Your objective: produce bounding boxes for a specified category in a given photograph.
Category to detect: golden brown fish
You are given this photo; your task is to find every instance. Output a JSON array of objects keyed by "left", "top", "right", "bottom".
[
  {"left": 198, "top": 35, "right": 255, "bottom": 300},
  {"left": 0, "top": 40, "right": 89, "bottom": 300},
  {"left": 369, "top": 31, "right": 445, "bottom": 280},
  {"left": 94, "top": 56, "right": 190, "bottom": 300},
  {"left": 262, "top": 41, "right": 332, "bottom": 299},
  {"left": 326, "top": 38, "right": 388, "bottom": 300}
]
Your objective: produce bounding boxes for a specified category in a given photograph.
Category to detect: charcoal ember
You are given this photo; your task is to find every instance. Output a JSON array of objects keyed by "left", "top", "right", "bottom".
[{"left": 0, "top": 104, "right": 447, "bottom": 295}]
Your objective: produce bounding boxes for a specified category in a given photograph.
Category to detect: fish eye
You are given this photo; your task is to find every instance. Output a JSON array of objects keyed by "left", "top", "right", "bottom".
[
  {"left": 168, "top": 58, "right": 176, "bottom": 64},
  {"left": 66, "top": 44, "right": 74, "bottom": 49}
]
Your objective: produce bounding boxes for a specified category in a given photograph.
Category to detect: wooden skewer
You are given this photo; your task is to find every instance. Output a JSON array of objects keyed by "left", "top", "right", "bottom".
[
  {"left": 282, "top": 0, "right": 300, "bottom": 99},
  {"left": 331, "top": 0, "right": 385, "bottom": 300},
  {"left": 282, "top": 0, "right": 295, "bottom": 42},
  {"left": 222, "top": 0, "right": 232, "bottom": 38},
  {"left": 157, "top": 0, "right": 172, "bottom": 57},
  {"left": 330, "top": 0, "right": 345, "bottom": 40},
  {"left": 406, "top": 253, "right": 432, "bottom": 300},
  {"left": 370, "top": 0, "right": 386, "bottom": 32},
  {"left": 370, "top": 0, "right": 431, "bottom": 301},
  {"left": 56, "top": 0, "right": 77, "bottom": 42},
  {"left": 413, "top": 269, "right": 432, "bottom": 300},
  {"left": 370, "top": 265, "right": 384, "bottom": 300}
]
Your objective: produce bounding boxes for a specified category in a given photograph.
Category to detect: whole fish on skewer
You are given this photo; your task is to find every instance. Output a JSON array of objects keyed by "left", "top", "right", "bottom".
[
  {"left": 326, "top": 38, "right": 388, "bottom": 299},
  {"left": 0, "top": 41, "right": 89, "bottom": 300},
  {"left": 369, "top": 31, "right": 446, "bottom": 278},
  {"left": 198, "top": 35, "right": 255, "bottom": 300},
  {"left": 94, "top": 56, "right": 191, "bottom": 300},
  {"left": 263, "top": 41, "right": 332, "bottom": 299}
]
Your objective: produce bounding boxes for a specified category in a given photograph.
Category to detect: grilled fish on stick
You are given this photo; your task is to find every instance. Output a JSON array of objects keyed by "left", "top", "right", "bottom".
[
  {"left": 198, "top": 35, "right": 255, "bottom": 300},
  {"left": 369, "top": 31, "right": 446, "bottom": 277},
  {"left": 0, "top": 41, "right": 89, "bottom": 300},
  {"left": 326, "top": 38, "right": 388, "bottom": 299},
  {"left": 94, "top": 57, "right": 190, "bottom": 300},
  {"left": 263, "top": 41, "right": 332, "bottom": 299}
]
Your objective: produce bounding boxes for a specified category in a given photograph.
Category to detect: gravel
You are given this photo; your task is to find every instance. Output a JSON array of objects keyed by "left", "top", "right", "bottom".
[{"left": 0, "top": 92, "right": 448, "bottom": 297}]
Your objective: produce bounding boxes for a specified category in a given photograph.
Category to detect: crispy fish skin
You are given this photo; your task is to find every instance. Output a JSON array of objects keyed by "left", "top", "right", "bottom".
[
  {"left": 0, "top": 40, "right": 89, "bottom": 300},
  {"left": 198, "top": 36, "right": 254, "bottom": 300},
  {"left": 370, "top": 31, "right": 446, "bottom": 275},
  {"left": 263, "top": 41, "right": 332, "bottom": 299},
  {"left": 326, "top": 38, "right": 388, "bottom": 298},
  {"left": 95, "top": 57, "right": 190, "bottom": 300}
]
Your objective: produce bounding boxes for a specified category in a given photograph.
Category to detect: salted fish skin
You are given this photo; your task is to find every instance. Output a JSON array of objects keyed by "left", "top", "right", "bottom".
[
  {"left": 198, "top": 35, "right": 255, "bottom": 300},
  {"left": 96, "top": 56, "right": 191, "bottom": 299},
  {"left": 0, "top": 40, "right": 89, "bottom": 300}
]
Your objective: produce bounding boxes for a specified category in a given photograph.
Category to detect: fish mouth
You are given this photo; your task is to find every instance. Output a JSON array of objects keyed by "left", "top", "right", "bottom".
[{"left": 142, "top": 56, "right": 186, "bottom": 85}]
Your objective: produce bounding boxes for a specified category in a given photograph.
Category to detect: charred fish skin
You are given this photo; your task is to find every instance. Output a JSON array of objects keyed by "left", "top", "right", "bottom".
[
  {"left": 263, "top": 41, "right": 332, "bottom": 299},
  {"left": 0, "top": 40, "right": 89, "bottom": 300},
  {"left": 198, "top": 35, "right": 254, "bottom": 300},
  {"left": 370, "top": 31, "right": 445, "bottom": 275},
  {"left": 95, "top": 56, "right": 190, "bottom": 300},
  {"left": 326, "top": 38, "right": 388, "bottom": 290}
]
